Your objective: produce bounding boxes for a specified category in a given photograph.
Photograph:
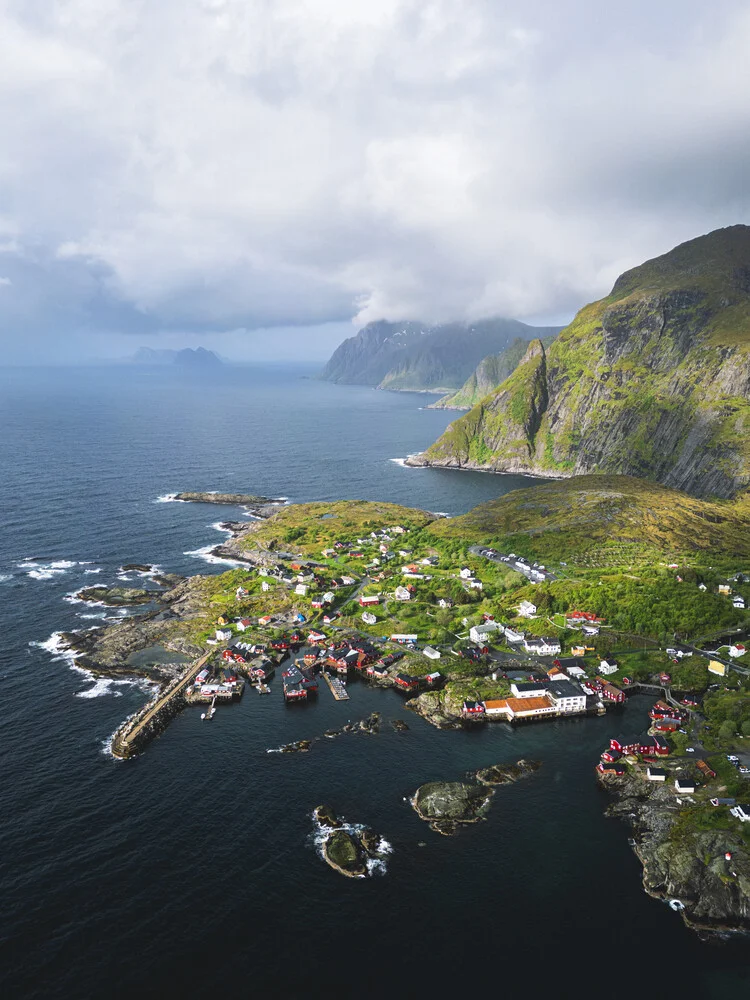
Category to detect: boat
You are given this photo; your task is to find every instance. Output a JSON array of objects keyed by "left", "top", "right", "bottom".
[{"left": 256, "top": 683, "right": 271, "bottom": 695}]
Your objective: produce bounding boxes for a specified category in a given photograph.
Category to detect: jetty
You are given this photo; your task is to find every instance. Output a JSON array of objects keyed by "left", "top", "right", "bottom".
[
  {"left": 111, "top": 650, "right": 212, "bottom": 759},
  {"left": 323, "top": 671, "right": 350, "bottom": 701}
]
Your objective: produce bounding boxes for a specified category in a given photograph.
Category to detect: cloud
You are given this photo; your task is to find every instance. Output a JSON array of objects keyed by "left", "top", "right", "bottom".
[{"left": 0, "top": 0, "right": 749, "bottom": 351}]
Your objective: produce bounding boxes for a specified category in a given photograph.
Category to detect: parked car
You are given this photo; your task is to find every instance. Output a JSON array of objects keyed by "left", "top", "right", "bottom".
[
  {"left": 686, "top": 747, "right": 695, "bottom": 753},
  {"left": 740, "top": 766, "right": 750, "bottom": 774},
  {"left": 727, "top": 754, "right": 740, "bottom": 762}
]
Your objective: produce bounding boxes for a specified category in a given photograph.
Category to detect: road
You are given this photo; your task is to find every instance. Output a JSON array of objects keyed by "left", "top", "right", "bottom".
[{"left": 468, "top": 545, "right": 556, "bottom": 583}]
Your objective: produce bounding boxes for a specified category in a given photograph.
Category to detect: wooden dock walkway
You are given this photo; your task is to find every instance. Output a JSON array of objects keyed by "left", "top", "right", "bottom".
[{"left": 322, "top": 671, "right": 350, "bottom": 701}]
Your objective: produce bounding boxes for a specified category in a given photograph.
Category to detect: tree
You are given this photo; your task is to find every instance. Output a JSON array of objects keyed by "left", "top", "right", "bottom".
[
  {"left": 719, "top": 720, "right": 738, "bottom": 741},
  {"left": 742, "top": 720, "right": 750, "bottom": 738}
]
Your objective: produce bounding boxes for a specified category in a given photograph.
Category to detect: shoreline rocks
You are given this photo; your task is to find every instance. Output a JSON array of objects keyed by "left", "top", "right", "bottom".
[
  {"left": 599, "top": 771, "right": 750, "bottom": 937},
  {"left": 314, "top": 805, "right": 389, "bottom": 878},
  {"left": 74, "top": 585, "right": 157, "bottom": 607},
  {"left": 174, "top": 491, "right": 285, "bottom": 507}
]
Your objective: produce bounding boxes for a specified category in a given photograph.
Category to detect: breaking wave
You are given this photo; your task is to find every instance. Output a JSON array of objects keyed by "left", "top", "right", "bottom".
[
  {"left": 17, "top": 559, "right": 80, "bottom": 581},
  {"left": 184, "top": 544, "right": 247, "bottom": 568}
]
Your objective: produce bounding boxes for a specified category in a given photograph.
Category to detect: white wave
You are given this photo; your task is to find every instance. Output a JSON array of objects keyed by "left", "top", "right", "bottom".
[
  {"left": 388, "top": 458, "right": 409, "bottom": 467},
  {"left": 309, "top": 812, "right": 391, "bottom": 877},
  {"left": 429, "top": 512, "right": 452, "bottom": 518},
  {"left": 0, "top": 573, "right": 12, "bottom": 583},
  {"left": 154, "top": 493, "right": 188, "bottom": 503},
  {"left": 64, "top": 587, "right": 109, "bottom": 608},
  {"left": 30, "top": 631, "right": 72, "bottom": 661},
  {"left": 17, "top": 558, "right": 84, "bottom": 581},
  {"left": 84, "top": 567, "right": 103, "bottom": 574},
  {"left": 116, "top": 574, "right": 133, "bottom": 582},
  {"left": 78, "top": 612, "right": 108, "bottom": 620},
  {"left": 184, "top": 544, "right": 246, "bottom": 568},
  {"left": 210, "top": 521, "right": 234, "bottom": 534}
]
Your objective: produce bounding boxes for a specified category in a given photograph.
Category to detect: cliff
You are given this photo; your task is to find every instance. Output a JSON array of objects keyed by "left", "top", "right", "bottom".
[
  {"left": 319, "top": 318, "right": 561, "bottom": 391},
  {"left": 409, "top": 226, "right": 750, "bottom": 498}
]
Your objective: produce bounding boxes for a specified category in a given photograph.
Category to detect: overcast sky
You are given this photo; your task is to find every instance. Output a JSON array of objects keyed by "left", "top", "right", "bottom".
[{"left": 1, "top": 0, "right": 749, "bottom": 363}]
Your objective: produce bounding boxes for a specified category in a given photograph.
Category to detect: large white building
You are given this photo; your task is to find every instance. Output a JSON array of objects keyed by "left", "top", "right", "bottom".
[
  {"left": 545, "top": 680, "right": 587, "bottom": 713},
  {"left": 469, "top": 621, "right": 499, "bottom": 644},
  {"left": 523, "top": 636, "right": 562, "bottom": 656}
]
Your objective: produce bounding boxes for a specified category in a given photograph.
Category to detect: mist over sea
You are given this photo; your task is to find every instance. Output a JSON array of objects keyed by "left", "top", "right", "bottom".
[{"left": 0, "top": 363, "right": 747, "bottom": 999}]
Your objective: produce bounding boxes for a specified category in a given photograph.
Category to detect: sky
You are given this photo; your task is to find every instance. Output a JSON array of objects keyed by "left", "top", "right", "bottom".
[{"left": 1, "top": 0, "right": 749, "bottom": 363}]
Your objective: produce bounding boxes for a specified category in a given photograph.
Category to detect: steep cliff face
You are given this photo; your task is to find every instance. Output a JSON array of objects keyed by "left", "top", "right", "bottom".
[
  {"left": 319, "top": 318, "right": 560, "bottom": 391},
  {"left": 429, "top": 338, "right": 534, "bottom": 409},
  {"left": 410, "top": 226, "right": 750, "bottom": 498}
]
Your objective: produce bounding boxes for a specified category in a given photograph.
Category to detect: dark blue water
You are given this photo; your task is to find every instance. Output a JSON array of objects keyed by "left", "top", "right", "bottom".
[{"left": 1, "top": 364, "right": 748, "bottom": 999}]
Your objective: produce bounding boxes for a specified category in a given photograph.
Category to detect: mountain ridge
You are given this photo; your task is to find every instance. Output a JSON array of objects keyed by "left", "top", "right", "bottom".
[{"left": 408, "top": 226, "right": 750, "bottom": 499}]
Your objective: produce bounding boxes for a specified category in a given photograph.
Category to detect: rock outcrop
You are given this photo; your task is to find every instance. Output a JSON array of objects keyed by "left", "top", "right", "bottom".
[{"left": 409, "top": 226, "right": 750, "bottom": 498}]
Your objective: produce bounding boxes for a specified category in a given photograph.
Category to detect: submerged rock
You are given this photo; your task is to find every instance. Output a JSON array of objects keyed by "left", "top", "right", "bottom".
[
  {"left": 120, "top": 564, "right": 153, "bottom": 573},
  {"left": 391, "top": 719, "right": 409, "bottom": 732},
  {"left": 314, "top": 804, "right": 341, "bottom": 828},
  {"left": 280, "top": 740, "right": 312, "bottom": 753}
]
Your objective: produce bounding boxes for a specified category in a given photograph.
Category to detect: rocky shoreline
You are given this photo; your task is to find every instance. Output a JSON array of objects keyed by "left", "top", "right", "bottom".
[
  {"left": 600, "top": 772, "right": 750, "bottom": 936},
  {"left": 175, "top": 491, "right": 286, "bottom": 512}
]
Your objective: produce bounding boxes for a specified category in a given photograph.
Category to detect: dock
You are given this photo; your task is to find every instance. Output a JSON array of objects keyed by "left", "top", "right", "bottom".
[{"left": 323, "top": 671, "right": 350, "bottom": 701}]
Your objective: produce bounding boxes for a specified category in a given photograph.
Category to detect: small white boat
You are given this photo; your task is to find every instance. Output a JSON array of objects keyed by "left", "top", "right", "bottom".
[{"left": 200, "top": 712, "right": 206, "bottom": 720}]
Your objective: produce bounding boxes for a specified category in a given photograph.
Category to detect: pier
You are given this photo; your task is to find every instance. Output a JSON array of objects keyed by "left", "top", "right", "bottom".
[
  {"left": 111, "top": 650, "right": 213, "bottom": 759},
  {"left": 323, "top": 671, "right": 350, "bottom": 701}
]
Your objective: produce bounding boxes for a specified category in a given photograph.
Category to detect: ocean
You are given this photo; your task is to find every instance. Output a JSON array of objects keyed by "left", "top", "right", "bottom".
[{"left": 0, "top": 363, "right": 748, "bottom": 999}]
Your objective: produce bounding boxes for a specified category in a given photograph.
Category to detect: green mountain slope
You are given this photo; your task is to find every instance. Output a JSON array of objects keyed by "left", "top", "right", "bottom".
[
  {"left": 425, "top": 474, "right": 750, "bottom": 566},
  {"left": 429, "top": 337, "right": 539, "bottom": 409},
  {"left": 409, "top": 226, "right": 750, "bottom": 498},
  {"left": 319, "top": 318, "right": 561, "bottom": 391}
]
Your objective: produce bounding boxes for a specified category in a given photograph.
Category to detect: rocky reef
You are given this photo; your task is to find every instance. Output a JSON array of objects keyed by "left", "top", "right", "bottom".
[
  {"left": 74, "top": 585, "right": 157, "bottom": 606},
  {"left": 313, "top": 806, "right": 390, "bottom": 878},
  {"left": 412, "top": 760, "right": 541, "bottom": 835},
  {"left": 600, "top": 771, "right": 750, "bottom": 935}
]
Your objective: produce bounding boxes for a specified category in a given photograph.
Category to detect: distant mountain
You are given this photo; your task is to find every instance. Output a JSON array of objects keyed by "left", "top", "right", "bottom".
[
  {"left": 319, "top": 318, "right": 563, "bottom": 392},
  {"left": 408, "top": 225, "right": 750, "bottom": 499},
  {"left": 430, "top": 335, "right": 557, "bottom": 409},
  {"left": 128, "top": 346, "right": 223, "bottom": 367}
]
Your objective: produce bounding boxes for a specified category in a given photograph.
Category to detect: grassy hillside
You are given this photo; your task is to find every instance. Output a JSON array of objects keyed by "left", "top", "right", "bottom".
[{"left": 425, "top": 474, "right": 750, "bottom": 568}]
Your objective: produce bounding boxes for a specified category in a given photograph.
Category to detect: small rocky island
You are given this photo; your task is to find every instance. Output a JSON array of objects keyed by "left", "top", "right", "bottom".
[
  {"left": 74, "top": 585, "right": 157, "bottom": 606},
  {"left": 175, "top": 491, "right": 285, "bottom": 507},
  {"left": 412, "top": 760, "right": 541, "bottom": 835},
  {"left": 313, "top": 805, "right": 390, "bottom": 878}
]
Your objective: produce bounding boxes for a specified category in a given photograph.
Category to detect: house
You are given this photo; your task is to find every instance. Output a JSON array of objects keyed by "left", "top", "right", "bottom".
[
  {"left": 567, "top": 610, "right": 604, "bottom": 624},
  {"left": 511, "top": 681, "right": 547, "bottom": 699},
  {"left": 571, "top": 646, "right": 587, "bottom": 657},
  {"left": 216, "top": 628, "right": 232, "bottom": 641},
  {"left": 341, "top": 575, "right": 357, "bottom": 585},
  {"left": 675, "top": 778, "right": 695, "bottom": 793},
  {"left": 504, "top": 625, "right": 525, "bottom": 643},
  {"left": 599, "top": 681, "right": 625, "bottom": 704},
  {"left": 394, "top": 673, "right": 419, "bottom": 693},
  {"left": 261, "top": 581, "right": 271, "bottom": 592},
  {"left": 653, "top": 718, "right": 680, "bottom": 732},
  {"left": 483, "top": 699, "right": 511, "bottom": 717},
  {"left": 321, "top": 548, "right": 335, "bottom": 558},
  {"left": 646, "top": 767, "right": 667, "bottom": 782},
  {"left": 217, "top": 612, "right": 231, "bottom": 626},
  {"left": 322, "top": 591, "right": 334, "bottom": 604},
  {"left": 502, "top": 696, "right": 556, "bottom": 720},
  {"left": 524, "top": 636, "right": 562, "bottom": 656},
  {"left": 547, "top": 666, "right": 567, "bottom": 681},
  {"left": 311, "top": 597, "right": 324, "bottom": 609},
  {"left": 581, "top": 625, "right": 600, "bottom": 636},
  {"left": 423, "top": 646, "right": 441, "bottom": 660},
  {"left": 698, "top": 582, "right": 707, "bottom": 591},
  {"left": 566, "top": 664, "right": 587, "bottom": 679},
  {"left": 322, "top": 611, "right": 339, "bottom": 624},
  {"left": 598, "top": 659, "right": 618, "bottom": 675},
  {"left": 438, "top": 598, "right": 453, "bottom": 609},
  {"left": 729, "top": 644, "right": 746, "bottom": 658},
  {"left": 710, "top": 797, "right": 736, "bottom": 807},
  {"left": 518, "top": 600, "right": 537, "bottom": 617},
  {"left": 459, "top": 568, "right": 473, "bottom": 579},
  {"left": 236, "top": 619, "right": 252, "bottom": 631},
  {"left": 469, "top": 621, "right": 499, "bottom": 644},
  {"left": 362, "top": 612, "right": 377, "bottom": 625},
  {"left": 462, "top": 700, "right": 486, "bottom": 718},
  {"left": 598, "top": 761, "right": 625, "bottom": 775},
  {"left": 718, "top": 584, "right": 732, "bottom": 595},
  {"left": 258, "top": 615, "right": 273, "bottom": 626},
  {"left": 295, "top": 584, "right": 308, "bottom": 596},
  {"left": 697, "top": 760, "right": 716, "bottom": 779},
  {"left": 394, "top": 585, "right": 411, "bottom": 601},
  {"left": 359, "top": 595, "right": 379, "bottom": 607},
  {"left": 729, "top": 804, "right": 750, "bottom": 823},
  {"left": 708, "top": 660, "right": 727, "bottom": 675},
  {"left": 666, "top": 645, "right": 693, "bottom": 659},
  {"left": 546, "top": 679, "right": 587, "bottom": 713},
  {"left": 307, "top": 629, "right": 326, "bottom": 643},
  {"left": 600, "top": 748, "right": 623, "bottom": 763}
]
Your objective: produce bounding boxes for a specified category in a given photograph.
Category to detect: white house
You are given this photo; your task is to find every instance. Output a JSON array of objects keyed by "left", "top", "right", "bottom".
[
  {"left": 394, "top": 585, "right": 411, "bottom": 601},
  {"left": 546, "top": 680, "right": 586, "bottom": 713},
  {"left": 362, "top": 612, "right": 377, "bottom": 625},
  {"left": 733, "top": 595, "right": 746, "bottom": 609},
  {"left": 468, "top": 580, "right": 483, "bottom": 590},
  {"left": 322, "top": 591, "right": 334, "bottom": 604},
  {"left": 423, "top": 646, "right": 441, "bottom": 660},
  {"left": 729, "top": 644, "right": 747, "bottom": 658},
  {"left": 295, "top": 584, "right": 308, "bottom": 596},
  {"left": 675, "top": 778, "right": 695, "bottom": 793},
  {"left": 469, "top": 622, "right": 499, "bottom": 644},
  {"left": 438, "top": 598, "right": 453, "bottom": 609},
  {"left": 730, "top": 804, "right": 750, "bottom": 822},
  {"left": 236, "top": 619, "right": 252, "bottom": 632},
  {"left": 261, "top": 581, "right": 271, "bottom": 592},
  {"left": 216, "top": 628, "right": 232, "bottom": 641},
  {"left": 646, "top": 767, "right": 667, "bottom": 782},
  {"left": 518, "top": 600, "right": 537, "bottom": 617},
  {"left": 523, "top": 636, "right": 561, "bottom": 656},
  {"left": 341, "top": 575, "right": 356, "bottom": 585},
  {"left": 566, "top": 664, "right": 587, "bottom": 679},
  {"left": 599, "top": 659, "right": 618, "bottom": 675},
  {"left": 504, "top": 625, "right": 525, "bottom": 643},
  {"left": 459, "top": 567, "right": 473, "bottom": 579},
  {"left": 510, "top": 681, "right": 548, "bottom": 698}
]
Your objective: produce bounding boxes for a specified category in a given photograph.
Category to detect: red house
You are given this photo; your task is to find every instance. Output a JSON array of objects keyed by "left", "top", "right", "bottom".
[
  {"left": 359, "top": 595, "right": 379, "bottom": 607},
  {"left": 597, "top": 761, "right": 625, "bottom": 775},
  {"left": 393, "top": 672, "right": 419, "bottom": 693},
  {"left": 462, "top": 700, "right": 485, "bottom": 718}
]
